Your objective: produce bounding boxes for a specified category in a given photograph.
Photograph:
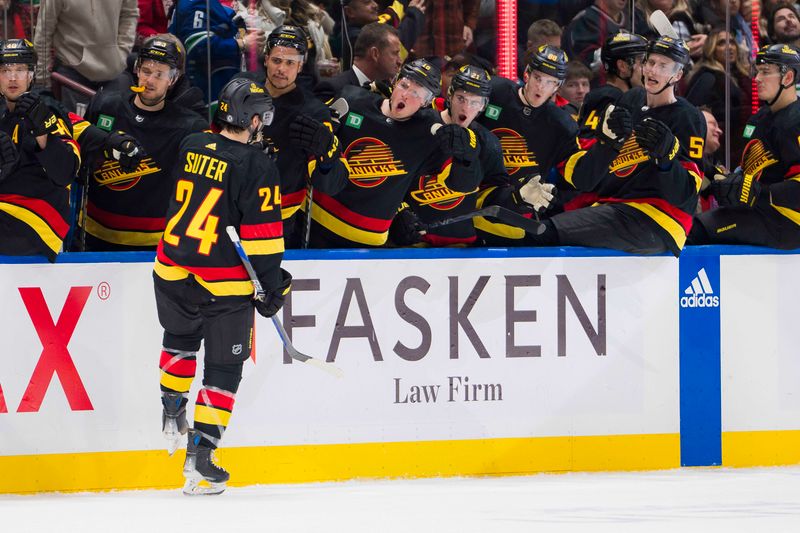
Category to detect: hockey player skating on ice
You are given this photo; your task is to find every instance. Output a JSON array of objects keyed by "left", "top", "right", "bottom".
[
  {"left": 688, "top": 44, "right": 800, "bottom": 249},
  {"left": 153, "top": 78, "right": 290, "bottom": 495},
  {"left": 236, "top": 25, "right": 349, "bottom": 248},
  {"left": 476, "top": 44, "right": 632, "bottom": 245},
  {"left": 526, "top": 36, "right": 706, "bottom": 255},
  {"left": 308, "top": 58, "right": 482, "bottom": 248}
]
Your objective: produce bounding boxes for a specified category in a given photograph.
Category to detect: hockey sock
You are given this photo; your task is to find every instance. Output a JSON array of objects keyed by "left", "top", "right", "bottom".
[
  {"left": 159, "top": 349, "right": 197, "bottom": 393},
  {"left": 193, "top": 387, "right": 236, "bottom": 448}
]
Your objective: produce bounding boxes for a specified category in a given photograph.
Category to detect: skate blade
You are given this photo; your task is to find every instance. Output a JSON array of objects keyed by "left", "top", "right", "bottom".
[{"left": 182, "top": 477, "right": 226, "bottom": 496}]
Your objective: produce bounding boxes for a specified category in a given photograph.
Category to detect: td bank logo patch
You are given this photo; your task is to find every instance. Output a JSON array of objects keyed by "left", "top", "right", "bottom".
[
  {"left": 680, "top": 268, "right": 719, "bottom": 308},
  {"left": 345, "top": 113, "right": 363, "bottom": 129},
  {"left": 484, "top": 104, "right": 501, "bottom": 120}
]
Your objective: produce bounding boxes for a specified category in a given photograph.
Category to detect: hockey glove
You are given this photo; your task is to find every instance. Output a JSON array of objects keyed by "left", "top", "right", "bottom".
[
  {"left": 436, "top": 124, "right": 479, "bottom": 164},
  {"left": 365, "top": 80, "right": 392, "bottom": 98},
  {"left": 389, "top": 202, "right": 427, "bottom": 245},
  {"left": 514, "top": 175, "right": 556, "bottom": 212},
  {"left": 254, "top": 268, "right": 292, "bottom": 318},
  {"left": 710, "top": 168, "right": 762, "bottom": 209},
  {"left": 635, "top": 117, "right": 680, "bottom": 168},
  {"left": 0, "top": 131, "right": 18, "bottom": 182},
  {"left": 289, "top": 114, "right": 340, "bottom": 165},
  {"left": 105, "top": 131, "right": 144, "bottom": 172},
  {"left": 15, "top": 92, "right": 59, "bottom": 137},
  {"left": 597, "top": 104, "right": 632, "bottom": 151}
]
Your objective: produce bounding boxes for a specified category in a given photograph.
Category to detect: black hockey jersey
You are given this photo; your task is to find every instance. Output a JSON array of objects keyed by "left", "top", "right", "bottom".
[
  {"left": 0, "top": 91, "right": 80, "bottom": 261},
  {"left": 79, "top": 91, "right": 207, "bottom": 249},
  {"left": 405, "top": 115, "right": 505, "bottom": 245},
  {"left": 154, "top": 132, "right": 284, "bottom": 296},
  {"left": 310, "top": 86, "right": 479, "bottom": 247},
  {"left": 235, "top": 72, "right": 349, "bottom": 247},
  {"left": 590, "top": 88, "right": 706, "bottom": 254},
  {"left": 739, "top": 98, "right": 800, "bottom": 226},
  {"left": 578, "top": 84, "right": 623, "bottom": 140}
]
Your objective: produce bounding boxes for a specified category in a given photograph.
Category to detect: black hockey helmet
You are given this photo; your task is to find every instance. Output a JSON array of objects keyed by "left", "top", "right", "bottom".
[
  {"left": 755, "top": 43, "right": 800, "bottom": 78},
  {"left": 0, "top": 38, "right": 36, "bottom": 67},
  {"left": 216, "top": 78, "right": 275, "bottom": 129},
  {"left": 646, "top": 36, "right": 690, "bottom": 69},
  {"left": 138, "top": 34, "right": 184, "bottom": 73},
  {"left": 602, "top": 32, "right": 647, "bottom": 74},
  {"left": 525, "top": 44, "right": 568, "bottom": 81},
  {"left": 448, "top": 64, "right": 492, "bottom": 99},
  {"left": 266, "top": 25, "right": 308, "bottom": 58},
  {"left": 397, "top": 58, "right": 442, "bottom": 97}
]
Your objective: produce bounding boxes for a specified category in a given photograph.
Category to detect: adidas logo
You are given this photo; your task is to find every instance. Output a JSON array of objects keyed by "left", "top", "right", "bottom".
[{"left": 680, "top": 268, "right": 720, "bottom": 308}]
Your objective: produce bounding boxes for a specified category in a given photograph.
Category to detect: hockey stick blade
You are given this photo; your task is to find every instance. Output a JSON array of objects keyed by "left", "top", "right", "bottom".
[
  {"left": 649, "top": 9, "right": 678, "bottom": 39},
  {"left": 226, "top": 226, "right": 343, "bottom": 378}
]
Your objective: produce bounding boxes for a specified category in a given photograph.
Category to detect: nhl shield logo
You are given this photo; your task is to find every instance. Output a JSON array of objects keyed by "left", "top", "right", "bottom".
[{"left": 232, "top": 344, "right": 243, "bottom": 356}]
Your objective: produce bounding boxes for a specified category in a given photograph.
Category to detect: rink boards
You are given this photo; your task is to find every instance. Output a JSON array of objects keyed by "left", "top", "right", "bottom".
[{"left": 0, "top": 246, "right": 797, "bottom": 493}]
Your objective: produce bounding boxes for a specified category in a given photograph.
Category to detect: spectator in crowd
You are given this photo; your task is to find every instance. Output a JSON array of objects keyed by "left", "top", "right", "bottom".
[
  {"left": 562, "top": 0, "right": 632, "bottom": 69},
  {"left": 696, "top": 0, "right": 754, "bottom": 60},
  {"left": 74, "top": 35, "right": 208, "bottom": 251},
  {"left": 34, "top": 0, "right": 139, "bottom": 115},
  {"left": 690, "top": 44, "right": 800, "bottom": 249},
  {"left": 413, "top": 0, "right": 480, "bottom": 59},
  {"left": 0, "top": 0, "right": 39, "bottom": 40},
  {"left": 332, "top": 0, "right": 425, "bottom": 70},
  {"left": 102, "top": 33, "right": 206, "bottom": 118},
  {"left": 0, "top": 39, "right": 80, "bottom": 262},
  {"left": 314, "top": 22, "right": 401, "bottom": 102},
  {"left": 137, "top": 0, "right": 173, "bottom": 46},
  {"left": 685, "top": 28, "right": 751, "bottom": 162},
  {"left": 768, "top": 3, "right": 800, "bottom": 47},
  {"left": 169, "top": 0, "right": 266, "bottom": 107},
  {"left": 558, "top": 61, "right": 592, "bottom": 119}
]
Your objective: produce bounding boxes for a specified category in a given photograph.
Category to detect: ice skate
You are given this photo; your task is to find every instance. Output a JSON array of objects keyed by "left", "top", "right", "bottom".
[
  {"left": 161, "top": 391, "right": 189, "bottom": 455},
  {"left": 182, "top": 430, "right": 229, "bottom": 496}
]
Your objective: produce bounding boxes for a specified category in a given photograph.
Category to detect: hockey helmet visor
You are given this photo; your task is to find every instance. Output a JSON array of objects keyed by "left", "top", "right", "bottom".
[
  {"left": 397, "top": 58, "right": 442, "bottom": 98},
  {"left": 754, "top": 43, "right": 800, "bottom": 79}
]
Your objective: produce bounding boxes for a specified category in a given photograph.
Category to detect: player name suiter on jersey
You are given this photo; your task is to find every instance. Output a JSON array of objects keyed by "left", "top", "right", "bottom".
[{"left": 184, "top": 152, "right": 229, "bottom": 182}]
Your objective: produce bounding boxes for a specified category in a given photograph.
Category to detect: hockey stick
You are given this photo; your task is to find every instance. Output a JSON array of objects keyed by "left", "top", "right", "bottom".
[
  {"left": 649, "top": 9, "right": 679, "bottom": 39},
  {"left": 226, "top": 226, "right": 343, "bottom": 378},
  {"left": 426, "top": 204, "right": 546, "bottom": 235}
]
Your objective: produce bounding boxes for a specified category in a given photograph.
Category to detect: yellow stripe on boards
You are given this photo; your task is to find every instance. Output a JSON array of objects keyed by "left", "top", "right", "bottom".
[
  {"left": 722, "top": 430, "right": 800, "bottom": 467},
  {"left": 0, "top": 433, "right": 679, "bottom": 494}
]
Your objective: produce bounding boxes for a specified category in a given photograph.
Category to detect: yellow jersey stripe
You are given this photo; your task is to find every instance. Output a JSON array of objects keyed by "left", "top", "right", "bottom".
[
  {"left": 625, "top": 202, "right": 687, "bottom": 249},
  {"left": 0, "top": 202, "right": 62, "bottom": 254},
  {"left": 84, "top": 216, "right": 162, "bottom": 246},
  {"left": 242, "top": 237, "right": 284, "bottom": 256},
  {"left": 310, "top": 203, "right": 388, "bottom": 246}
]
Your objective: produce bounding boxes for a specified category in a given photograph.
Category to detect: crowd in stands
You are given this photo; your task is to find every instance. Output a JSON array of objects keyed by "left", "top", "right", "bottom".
[{"left": 1, "top": 0, "right": 799, "bottom": 261}]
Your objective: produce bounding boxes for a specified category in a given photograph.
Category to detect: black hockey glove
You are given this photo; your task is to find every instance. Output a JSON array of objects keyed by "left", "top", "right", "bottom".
[
  {"left": 513, "top": 174, "right": 556, "bottom": 212},
  {"left": 710, "top": 168, "right": 762, "bottom": 209},
  {"left": 289, "top": 114, "right": 340, "bottom": 165},
  {"left": 389, "top": 202, "right": 427, "bottom": 245},
  {"left": 0, "top": 131, "right": 19, "bottom": 182},
  {"left": 436, "top": 124, "right": 479, "bottom": 164},
  {"left": 254, "top": 268, "right": 292, "bottom": 318},
  {"left": 15, "top": 92, "right": 59, "bottom": 137},
  {"left": 104, "top": 131, "right": 145, "bottom": 172},
  {"left": 636, "top": 117, "right": 680, "bottom": 168},
  {"left": 365, "top": 80, "right": 392, "bottom": 98},
  {"left": 597, "top": 103, "right": 632, "bottom": 151}
]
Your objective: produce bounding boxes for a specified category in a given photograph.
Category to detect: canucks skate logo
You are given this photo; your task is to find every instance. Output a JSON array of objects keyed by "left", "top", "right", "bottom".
[
  {"left": 680, "top": 268, "right": 719, "bottom": 308},
  {"left": 609, "top": 135, "right": 649, "bottom": 177},
  {"left": 409, "top": 174, "right": 468, "bottom": 210},
  {"left": 344, "top": 137, "right": 405, "bottom": 188},
  {"left": 94, "top": 157, "right": 160, "bottom": 191},
  {"left": 740, "top": 139, "right": 777, "bottom": 183},
  {"left": 492, "top": 128, "right": 537, "bottom": 175}
]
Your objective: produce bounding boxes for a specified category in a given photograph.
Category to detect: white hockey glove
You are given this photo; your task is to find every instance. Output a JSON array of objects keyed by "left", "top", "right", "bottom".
[{"left": 517, "top": 175, "right": 555, "bottom": 211}]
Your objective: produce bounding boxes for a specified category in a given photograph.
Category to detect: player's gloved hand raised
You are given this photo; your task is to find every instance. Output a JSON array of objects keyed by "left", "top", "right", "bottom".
[
  {"left": 15, "top": 92, "right": 59, "bottom": 137},
  {"left": 364, "top": 80, "right": 392, "bottom": 98},
  {"left": 710, "top": 168, "right": 762, "bottom": 208},
  {"left": 597, "top": 104, "right": 632, "bottom": 151},
  {"left": 436, "top": 124, "right": 479, "bottom": 163},
  {"left": 389, "top": 202, "right": 427, "bottom": 245},
  {"left": 514, "top": 174, "right": 556, "bottom": 212},
  {"left": 289, "top": 114, "right": 340, "bottom": 164},
  {"left": 0, "top": 131, "right": 19, "bottom": 182},
  {"left": 636, "top": 117, "right": 679, "bottom": 168},
  {"left": 254, "top": 268, "right": 292, "bottom": 318},
  {"left": 105, "top": 131, "right": 145, "bottom": 172}
]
